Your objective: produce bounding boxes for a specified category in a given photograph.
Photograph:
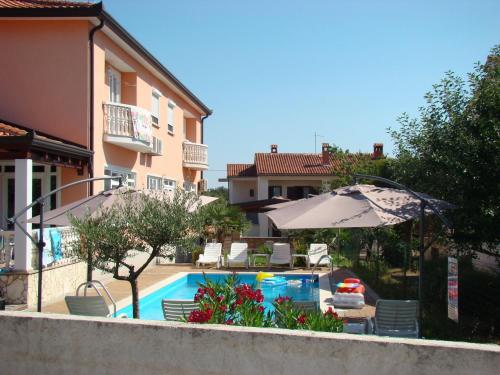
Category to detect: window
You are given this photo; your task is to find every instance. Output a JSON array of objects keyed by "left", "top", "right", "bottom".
[
  {"left": 151, "top": 90, "right": 161, "bottom": 127},
  {"left": 163, "top": 178, "right": 176, "bottom": 191},
  {"left": 107, "top": 67, "right": 121, "bottom": 103},
  {"left": 268, "top": 186, "right": 282, "bottom": 198},
  {"left": 104, "top": 167, "right": 136, "bottom": 190},
  {"left": 183, "top": 181, "right": 196, "bottom": 193},
  {"left": 249, "top": 189, "right": 255, "bottom": 197},
  {"left": 152, "top": 136, "right": 163, "bottom": 155},
  {"left": 147, "top": 175, "right": 163, "bottom": 190},
  {"left": 167, "top": 101, "right": 175, "bottom": 133}
]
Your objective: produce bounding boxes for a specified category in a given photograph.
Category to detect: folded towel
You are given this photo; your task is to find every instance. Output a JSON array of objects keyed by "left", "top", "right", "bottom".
[
  {"left": 49, "top": 229, "right": 63, "bottom": 262},
  {"left": 39, "top": 228, "right": 54, "bottom": 266}
]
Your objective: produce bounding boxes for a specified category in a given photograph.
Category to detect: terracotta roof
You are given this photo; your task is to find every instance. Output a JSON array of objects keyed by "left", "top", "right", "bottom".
[
  {"left": 0, "top": 0, "right": 96, "bottom": 9},
  {"left": 227, "top": 164, "right": 257, "bottom": 178},
  {"left": 0, "top": 122, "right": 28, "bottom": 136},
  {"left": 228, "top": 153, "right": 371, "bottom": 178}
]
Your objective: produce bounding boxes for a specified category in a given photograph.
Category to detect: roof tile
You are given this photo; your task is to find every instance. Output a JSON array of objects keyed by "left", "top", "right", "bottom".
[{"left": 0, "top": 0, "right": 95, "bottom": 9}]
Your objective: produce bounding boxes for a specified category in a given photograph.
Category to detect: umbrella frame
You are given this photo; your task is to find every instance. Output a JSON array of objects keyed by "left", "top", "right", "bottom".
[
  {"left": 353, "top": 173, "right": 454, "bottom": 338},
  {"left": 7, "top": 176, "right": 123, "bottom": 313}
]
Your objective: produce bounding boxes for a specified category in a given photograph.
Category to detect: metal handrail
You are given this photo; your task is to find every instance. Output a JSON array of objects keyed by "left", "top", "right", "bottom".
[
  {"left": 310, "top": 254, "right": 333, "bottom": 280},
  {"left": 76, "top": 280, "right": 118, "bottom": 318}
]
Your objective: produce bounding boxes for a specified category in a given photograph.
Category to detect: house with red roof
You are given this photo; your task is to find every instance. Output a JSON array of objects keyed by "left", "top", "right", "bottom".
[{"left": 225, "top": 143, "right": 384, "bottom": 236}]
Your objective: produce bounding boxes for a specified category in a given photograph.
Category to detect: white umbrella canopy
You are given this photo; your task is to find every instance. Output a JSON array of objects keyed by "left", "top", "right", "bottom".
[
  {"left": 265, "top": 184, "right": 454, "bottom": 230},
  {"left": 28, "top": 188, "right": 217, "bottom": 226}
]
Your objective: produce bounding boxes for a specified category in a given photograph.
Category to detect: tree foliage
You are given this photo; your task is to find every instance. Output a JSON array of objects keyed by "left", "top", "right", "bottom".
[
  {"left": 70, "top": 190, "right": 202, "bottom": 318},
  {"left": 199, "top": 197, "right": 250, "bottom": 242},
  {"left": 389, "top": 45, "right": 500, "bottom": 254}
]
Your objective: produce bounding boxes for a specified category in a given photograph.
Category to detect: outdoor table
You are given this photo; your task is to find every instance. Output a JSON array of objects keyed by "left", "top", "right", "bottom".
[
  {"left": 291, "top": 254, "right": 310, "bottom": 269},
  {"left": 251, "top": 253, "right": 270, "bottom": 267}
]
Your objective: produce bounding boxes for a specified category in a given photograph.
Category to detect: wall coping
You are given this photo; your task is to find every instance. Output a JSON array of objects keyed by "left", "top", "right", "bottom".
[{"left": 1, "top": 311, "right": 498, "bottom": 353}]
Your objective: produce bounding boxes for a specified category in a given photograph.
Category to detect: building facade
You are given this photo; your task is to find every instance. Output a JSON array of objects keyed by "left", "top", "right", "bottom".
[
  {"left": 226, "top": 143, "right": 383, "bottom": 236},
  {"left": 0, "top": 1, "right": 211, "bottom": 282}
]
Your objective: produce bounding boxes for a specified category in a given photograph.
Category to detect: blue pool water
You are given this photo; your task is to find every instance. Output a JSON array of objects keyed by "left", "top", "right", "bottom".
[{"left": 117, "top": 273, "right": 319, "bottom": 320}]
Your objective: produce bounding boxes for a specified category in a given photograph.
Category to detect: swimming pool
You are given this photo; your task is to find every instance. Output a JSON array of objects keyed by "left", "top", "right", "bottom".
[{"left": 117, "top": 273, "right": 319, "bottom": 320}]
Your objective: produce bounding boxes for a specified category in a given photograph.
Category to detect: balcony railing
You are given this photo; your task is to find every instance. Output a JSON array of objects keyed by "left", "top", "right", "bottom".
[
  {"left": 103, "top": 102, "right": 153, "bottom": 153},
  {"left": 183, "top": 141, "right": 208, "bottom": 170}
]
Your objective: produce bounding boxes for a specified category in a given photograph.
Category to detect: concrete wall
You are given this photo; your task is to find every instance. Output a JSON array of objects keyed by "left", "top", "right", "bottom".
[{"left": 0, "top": 312, "right": 498, "bottom": 375}]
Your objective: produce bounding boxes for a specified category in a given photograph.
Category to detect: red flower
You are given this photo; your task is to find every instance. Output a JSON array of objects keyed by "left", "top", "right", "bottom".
[
  {"left": 274, "top": 296, "right": 291, "bottom": 305},
  {"left": 257, "top": 306, "right": 264, "bottom": 313},
  {"left": 226, "top": 319, "right": 233, "bottom": 325},
  {"left": 297, "top": 314, "right": 307, "bottom": 325},
  {"left": 187, "top": 309, "right": 213, "bottom": 323},
  {"left": 217, "top": 295, "right": 225, "bottom": 303},
  {"left": 324, "top": 307, "right": 339, "bottom": 319},
  {"left": 219, "top": 305, "right": 227, "bottom": 312}
]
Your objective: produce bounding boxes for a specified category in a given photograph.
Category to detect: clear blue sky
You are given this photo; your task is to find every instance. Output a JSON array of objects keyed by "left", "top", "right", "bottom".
[{"left": 103, "top": 0, "right": 499, "bottom": 188}]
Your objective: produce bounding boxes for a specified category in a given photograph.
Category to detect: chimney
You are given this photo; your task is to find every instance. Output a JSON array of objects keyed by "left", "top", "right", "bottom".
[
  {"left": 373, "top": 143, "right": 384, "bottom": 159},
  {"left": 321, "top": 143, "right": 330, "bottom": 165},
  {"left": 270, "top": 144, "right": 278, "bottom": 153}
]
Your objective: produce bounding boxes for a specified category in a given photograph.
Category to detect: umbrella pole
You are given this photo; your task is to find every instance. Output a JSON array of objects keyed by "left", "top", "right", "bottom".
[{"left": 418, "top": 201, "right": 426, "bottom": 338}]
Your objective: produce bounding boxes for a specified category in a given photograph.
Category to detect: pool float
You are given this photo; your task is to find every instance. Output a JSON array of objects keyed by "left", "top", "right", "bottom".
[
  {"left": 256, "top": 271, "right": 274, "bottom": 282},
  {"left": 261, "top": 276, "right": 288, "bottom": 287},
  {"left": 332, "top": 278, "right": 365, "bottom": 309}
]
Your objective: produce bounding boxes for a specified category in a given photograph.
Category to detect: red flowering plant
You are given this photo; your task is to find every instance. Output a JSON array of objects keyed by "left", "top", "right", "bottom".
[
  {"left": 187, "top": 273, "right": 272, "bottom": 327},
  {"left": 274, "top": 298, "right": 343, "bottom": 333}
]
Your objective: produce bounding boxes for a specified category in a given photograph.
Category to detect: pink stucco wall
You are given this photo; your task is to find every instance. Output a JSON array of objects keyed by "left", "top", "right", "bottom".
[
  {"left": 0, "top": 20, "right": 89, "bottom": 146},
  {"left": 0, "top": 19, "right": 206, "bottom": 200},
  {"left": 92, "top": 31, "right": 204, "bottom": 192}
]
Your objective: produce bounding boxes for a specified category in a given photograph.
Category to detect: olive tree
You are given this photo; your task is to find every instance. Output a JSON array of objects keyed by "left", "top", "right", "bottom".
[{"left": 70, "top": 190, "right": 202, "bottom": 318}]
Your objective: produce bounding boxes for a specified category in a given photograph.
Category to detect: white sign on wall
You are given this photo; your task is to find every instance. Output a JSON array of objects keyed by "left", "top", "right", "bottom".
[{"left": 447, "top": 257, "right": 459, "bottom": 322}]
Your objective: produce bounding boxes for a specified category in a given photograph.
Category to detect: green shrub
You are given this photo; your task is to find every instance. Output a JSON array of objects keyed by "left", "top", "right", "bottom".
[{"left": 191, "top": 246, "right": 204, "bottom": 265}]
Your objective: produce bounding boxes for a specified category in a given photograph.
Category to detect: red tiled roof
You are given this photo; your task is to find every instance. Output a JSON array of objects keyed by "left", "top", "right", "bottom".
[
  {"left": 228, "top": 153, "right": 371, "bottom": 178},
  {"left": 0, "top": 122, "right": 28, "bottom": 136},
  {"left": 227, "top": 164, "right": 257, "bottom": 178},
  {"left": 0, "top": 0, "right": 96, "bottom": 8}
]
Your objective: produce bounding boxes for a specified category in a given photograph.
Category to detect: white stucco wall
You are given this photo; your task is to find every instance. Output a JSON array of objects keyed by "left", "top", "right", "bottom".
[
  {"left": 229, "top": 179, "right": 258, "bottom": 204},
  {"left": 0, "top": 312, "right": 498, "bottom": 375}
]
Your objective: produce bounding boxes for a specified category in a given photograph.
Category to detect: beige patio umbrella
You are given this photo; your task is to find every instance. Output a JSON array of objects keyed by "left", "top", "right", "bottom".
[
  {"left": 28, "top": 187, "right": 217, "bottom": 226},
  {"left": 265, "top": 184, "right": 453, "bottom": 230}
]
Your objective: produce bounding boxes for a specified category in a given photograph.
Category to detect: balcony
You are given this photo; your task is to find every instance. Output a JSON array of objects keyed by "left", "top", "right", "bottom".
[
  {"left": 183, "top": 141, "right": 208, "bottom": 170},
  {"left": 103, "top": 102, "right": 153, "bottom": 153}
]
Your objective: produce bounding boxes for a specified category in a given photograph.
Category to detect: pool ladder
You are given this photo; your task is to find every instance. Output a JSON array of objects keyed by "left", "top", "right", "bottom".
[
  {"left": 310, "top": 254, "right": 334, "bottom": 282},
  {"left": 75, "top": 280, "right": 118, "bottom": 318}
]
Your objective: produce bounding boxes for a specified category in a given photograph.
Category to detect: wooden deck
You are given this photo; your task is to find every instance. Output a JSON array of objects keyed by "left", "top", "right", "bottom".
[{"left": 43, "top": 264, "right": 378, "bottom": 319}]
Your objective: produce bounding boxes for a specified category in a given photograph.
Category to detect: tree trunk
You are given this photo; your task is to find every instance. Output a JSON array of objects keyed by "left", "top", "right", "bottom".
[{"left": 129, "top": 278, "right": 139, "bottom": 319}]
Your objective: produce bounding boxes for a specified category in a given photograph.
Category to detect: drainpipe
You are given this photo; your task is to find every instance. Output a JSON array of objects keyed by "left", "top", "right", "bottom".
[
  {"left": 88, "top": 18, "right": 104, "bottom": 197},
  {"left": 87, "top": 18, "right": 104, "bottom": 282},
  {"left": 200, "top": 113, "right": 211, "bottom": 181}
]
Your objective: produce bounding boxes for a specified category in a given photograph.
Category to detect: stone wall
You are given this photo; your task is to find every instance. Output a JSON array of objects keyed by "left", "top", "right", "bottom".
[{"left": 0, "top": 312, "right": 499, "bottom": 375}]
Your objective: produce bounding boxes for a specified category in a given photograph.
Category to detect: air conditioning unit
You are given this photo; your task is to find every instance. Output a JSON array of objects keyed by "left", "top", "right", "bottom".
[
  {"left": 151, "top": 136, "right": 163, "bottom": 155},
  {"left": 197, "top": 179, "right": 207, "bottom": 193}
]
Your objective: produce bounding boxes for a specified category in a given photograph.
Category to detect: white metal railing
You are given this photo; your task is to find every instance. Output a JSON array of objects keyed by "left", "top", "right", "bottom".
[
  {"left": 183, "top": 141, "right": 208, "bottom": 167},
  {"left": 103, "top": 102, "right": 135, "bottom": 137}
]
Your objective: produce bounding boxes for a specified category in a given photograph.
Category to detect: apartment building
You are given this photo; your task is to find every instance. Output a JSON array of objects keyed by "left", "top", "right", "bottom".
[{"left": 0, "top": 0, "right": 211, "bottom": 305}]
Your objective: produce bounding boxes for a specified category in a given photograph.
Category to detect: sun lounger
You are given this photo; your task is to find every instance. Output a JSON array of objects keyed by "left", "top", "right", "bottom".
[
  {"left": 196, "top": 242, "right": 223, "bottom": 269},
  {"left": 226, "top": 242, "right": 249, "bottom": 268},
  {"left": 292, "top": 300, "right": 319, "bottom": 313},
  {"left": 308, "top": 243, "right": 331, "bottom": 267},
  {"left": 332, "top": 278, "right": 366, "bottom": 309},
  {"left": 270, "top": 242, "right": 292, "bottom": 267},
  {"left": 371, "top": 299, "right": 419, "bottom": 338},
  {"left": 162, "top": 299, "right": 198, "bottom": 321}
]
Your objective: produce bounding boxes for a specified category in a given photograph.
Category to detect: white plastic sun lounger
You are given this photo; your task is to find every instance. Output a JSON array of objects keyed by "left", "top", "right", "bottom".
[
  {"left": 65, "top": 281, "right": 127, "bottom": 318},
  {"left": 196, "top": 242, "right": 223, "bottom": 269},
  {"left": 226, "top": 242, "right": 249, "bottom": 268},
  {"left": 270, "top": 243, "right": 292, "bottom": 268},
  {"left": 162, "top": 299, "right": 199, "bottom": 321},
  {"left": 371, "top": 299, "right": 419, "bottom": 338},
  {"left": 308, "top": 243, "right": 332, "bottom": 267}
]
